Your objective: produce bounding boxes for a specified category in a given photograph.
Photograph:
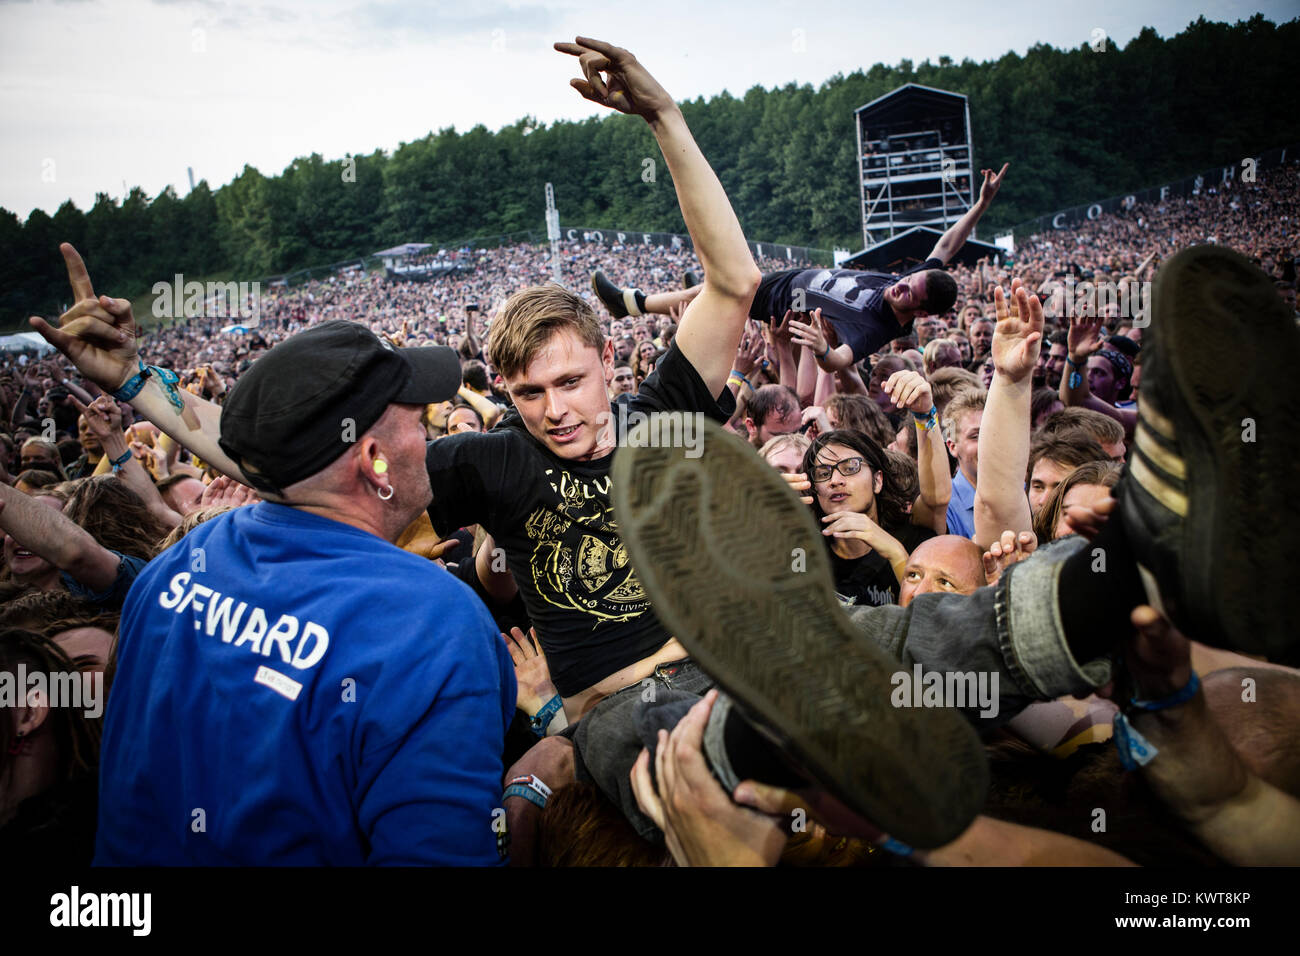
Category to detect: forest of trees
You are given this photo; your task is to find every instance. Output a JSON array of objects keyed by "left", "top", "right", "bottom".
[{"left": 2, "top": 15, "right": 1296, "bottom": 328}]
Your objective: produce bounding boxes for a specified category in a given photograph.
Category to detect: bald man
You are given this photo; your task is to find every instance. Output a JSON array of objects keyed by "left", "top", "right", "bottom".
[{"left": 898, "top": 535, "right": 986, "bottom": 607}]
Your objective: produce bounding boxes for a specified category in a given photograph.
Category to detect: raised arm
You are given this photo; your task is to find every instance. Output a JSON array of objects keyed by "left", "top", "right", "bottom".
[
  {"left": 763, "top": 311, "right": 800, "bottom": 392},
  {"left": 928, "top": 164, "right": 1008, "bottom": 266},
  {"left": 884, "top": 370, "right": 950, "bottom": 534},
  {"left": 1059, "top": 313, "right": 1137, "bottom": 438},
  {"left": 556, "top": 37, "right": 760, "bottom": 396},
  {"left": 456, "top": 384, "right": 503, "bottom": 429},
  {"left": 29, "top": 244, "right": 249, "bottom": 483},
  {"left": 972, "top": 281, "right": 1040, "bottom": 549},
  {"left": 75, "top": 394, "right": 182, "bottom": 530},
  {"left": 0, "top": 484, "right": 119, "bottom": 593}
]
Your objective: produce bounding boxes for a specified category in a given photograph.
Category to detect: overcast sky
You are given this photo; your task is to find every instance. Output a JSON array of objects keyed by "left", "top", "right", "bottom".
[{"left": 1, "top": 0, "right": 1293, "bottom": 219}]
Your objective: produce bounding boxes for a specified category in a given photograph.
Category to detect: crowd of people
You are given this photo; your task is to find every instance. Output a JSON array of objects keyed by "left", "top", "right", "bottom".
[{"left": 1, "top": 36, "right": 1297, "bottom": 869}]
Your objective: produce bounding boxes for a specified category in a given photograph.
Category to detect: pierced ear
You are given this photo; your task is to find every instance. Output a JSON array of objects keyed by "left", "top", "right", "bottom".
[{"left": 358, "top": 438, "right": 385, "bottom": 489}]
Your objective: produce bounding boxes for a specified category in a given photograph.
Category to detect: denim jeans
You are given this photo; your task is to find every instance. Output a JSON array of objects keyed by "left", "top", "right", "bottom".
[
  {"left": 569, "top": 660, "right": 716, "bottom": 840},
  {"left": 571, "top": 535, "right": 1111, "bottom": 840}
]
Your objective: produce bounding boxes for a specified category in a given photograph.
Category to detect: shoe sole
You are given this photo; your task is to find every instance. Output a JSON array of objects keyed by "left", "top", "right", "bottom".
[
  {"left": 1127, "top": 245, "right": 1300, "bottom": 661},
  {"left": 611, "top": 417, "right": 989, "bottom": 848}
]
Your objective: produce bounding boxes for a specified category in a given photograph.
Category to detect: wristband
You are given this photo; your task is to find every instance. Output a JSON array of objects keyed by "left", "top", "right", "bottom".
[
  {"left": 1129, "top": 670, "right": 1201, "bottom": 712},
  {"left": 820, "top": 345, "right": 832, "bottom": 361},
  {"left": 912, "top": 407, "right": 939, "bottom": 431},
  {"left": 729, "top": 369, "right": 753, "bottom": 391},
  {"left": 1112, "top": 712, "right": 1158, "bottom": 771},
  {"left": 109, "top": 449, "right": 133, "bottom": 472},
  {"left": 528, "top": 694, "right": 563, "bottom": 737},
  {"left": 1066, "top": 357, "right": 1084, "bottom": 390},
  {"left": 113, "top": 359, "right": 186, "bottom": 414},
  {"left": 1113, "top": 670, "right": 1201, "bottom": 771},
  {"left": 503, "top": 774, "right": 553, "bottom": 810},
  {"left": 112, "top": 358, "right": 151, "bottom": 403},
  {"left": 877, "top": 836, "right": 915, "bottom": 857}
]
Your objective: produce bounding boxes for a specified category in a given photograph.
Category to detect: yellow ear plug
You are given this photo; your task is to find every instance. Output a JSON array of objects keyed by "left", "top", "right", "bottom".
[{"left": 373, "top": 459, "right": 388, "bottom": 475}]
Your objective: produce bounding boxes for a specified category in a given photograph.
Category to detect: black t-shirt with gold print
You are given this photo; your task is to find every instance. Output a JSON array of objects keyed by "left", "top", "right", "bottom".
[{"left": 426, "top": 343, "right": 735, "bottom": 697}]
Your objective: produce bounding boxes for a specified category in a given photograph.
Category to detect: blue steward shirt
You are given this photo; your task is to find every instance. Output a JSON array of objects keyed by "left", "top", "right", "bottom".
[{"left": 94, "top": 502, "right": 515, "bottom": 866}]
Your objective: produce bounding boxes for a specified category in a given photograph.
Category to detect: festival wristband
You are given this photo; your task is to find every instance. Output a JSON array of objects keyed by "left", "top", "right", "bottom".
[
  {"left": 109, "top": 449, "right": 133, "bottom": 472},
  {"left": 113, "top": 359, "right": 186, "bottom": 414},
  {"left": 528, "top": 694, "right": 564, "bottom": 737},
  {"left": 112, "top": 359, "right": 150, "bottom": 403},
  {"left": 1130, "top": 670, "right": 1201, "bottom": 712},
  {"left": 503, "top": 774, "right": 553, "bottom": 810},
  {"left": 912, "top": 407, "right": 939, "bottom": 431},
  {"left": 820, "top": 345, "right": 832, "bottom": 361},
  {"left": 1114, "top": 670, "right": 1201, "bottom": 771},
  {"left": 1066, "top": 356, "right": 1084, "bottom": 390},
  {"left": 729, "top": 369, "right": 753, "bottom": 391}
]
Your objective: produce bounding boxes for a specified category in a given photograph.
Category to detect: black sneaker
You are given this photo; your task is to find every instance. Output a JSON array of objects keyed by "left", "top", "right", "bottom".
[
  {"left": 611, "top": 416, "right": 988, "bottom": 849},
  {"left": 591, "top": 270, "right": 637, "bottom": 319},
  {"left": 682, "top": 270, "right": 701, "bottom": 291},
  {"left": 1117, "top": 244, "right": 1300, "bottom": 663}
]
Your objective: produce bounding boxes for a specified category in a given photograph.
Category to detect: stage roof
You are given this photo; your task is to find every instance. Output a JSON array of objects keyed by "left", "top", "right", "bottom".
[
  {"left": 372, "top": 242, "right": 432, "bottom": 258},
  {"left": 840, "top": 226, "right": 1000, "bottom": 272}
]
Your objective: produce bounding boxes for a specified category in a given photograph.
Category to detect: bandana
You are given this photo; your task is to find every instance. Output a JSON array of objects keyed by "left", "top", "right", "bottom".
[{"left": 1096, "top": 349, "right": 1133, "bottom": 390}]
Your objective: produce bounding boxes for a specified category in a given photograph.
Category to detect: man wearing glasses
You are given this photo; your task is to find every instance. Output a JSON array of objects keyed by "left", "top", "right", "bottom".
[{"left": 800, "top": 430, "right": 933, "bottom": 607}]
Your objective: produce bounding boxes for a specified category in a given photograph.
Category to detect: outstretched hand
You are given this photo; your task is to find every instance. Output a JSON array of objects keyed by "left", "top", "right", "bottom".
[
  {"left": 554, "top": 37, "right": 676, "bottom": 120},
  {"left": 29, "top": 244, "right": 139, "bottom": 392},
  {"left": 1067, "top": 313, "right": 1105, "bottom": 361},
  {"left": 883, "top": 369, "right": 933, "bottom": 414},
  {"left": 71, "top": 394, "right": 124, "bottom": 443},
  {"left": 977, "top": 163, "right": 1010, "bottom": 208},
  {"left": 199, "top": 474, "right": 260, "bottom": 510},
  {"left": 981, "top": 530, "right": 1038, "bottom": 586},
  {"left": 990, "top": 279, "right": 1043, "bottom": 383},
  {"left": 789, "top": 308, "right": 836, "bottom": 357},
  {"left": 501, "top": 626, "right": 558, "bottom": 717},
  {"left": 732, "top": 320, "right": 766, "bottom": 378},
  {"left": 769, "top": 310, "right": 795, "bottom": 345}
]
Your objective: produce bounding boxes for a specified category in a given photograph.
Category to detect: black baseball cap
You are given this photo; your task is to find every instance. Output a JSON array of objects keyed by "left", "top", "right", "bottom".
[{"left": 219, "top": 320, "right": 461, "bottom": 493}]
